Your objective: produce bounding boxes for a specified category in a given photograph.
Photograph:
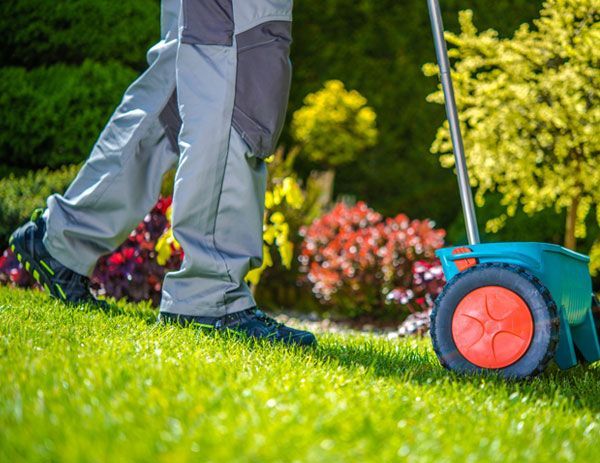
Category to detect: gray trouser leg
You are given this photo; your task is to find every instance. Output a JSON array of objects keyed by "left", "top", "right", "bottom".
[
  {"left": 44, "top": 0, "right": 293, "bottom": 317},
  {"left": 160, "top": 0, "right": 293, "bottom": 317},
  {"left": 44, "top": 0, "right": 181, "bottom": 276}
]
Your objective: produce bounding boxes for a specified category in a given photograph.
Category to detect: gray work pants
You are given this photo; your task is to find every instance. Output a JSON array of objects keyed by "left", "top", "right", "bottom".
[{"left": 43, "top": 0, "right": 293, "bottom": 317}]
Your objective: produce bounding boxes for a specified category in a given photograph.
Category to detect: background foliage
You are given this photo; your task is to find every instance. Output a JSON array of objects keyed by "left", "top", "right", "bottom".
[
  {"left": 1, "top": 0, "right": 545, "bottom": 234},
  {"left": 290, "top": 0, "right": 545, "bottom": 228},
  {"left": 0, "top": 165, "right": 79, "bottom": 245},
  {"left": 425, "top": 1, "right": 600, "bottom": 266},
  {"left": 299, "top": 202, "right": 446, "bottom": 318},
  {"left": 3, "top": 0, "right": 596, "bottom": 312},
  {"left": 0, "top": 0, "right": 158, "bottom": 69},
  {"left": 0, "top": 62, "right": 136, "bottom": 170},
  {"left": 291, "top": 80, "right": 378, "bottom": 167}
]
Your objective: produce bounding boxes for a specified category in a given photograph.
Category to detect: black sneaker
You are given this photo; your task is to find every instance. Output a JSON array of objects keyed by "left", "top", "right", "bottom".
[
  {"left": 160, "top": 307, "right": 317, "bottom": 347},
  {"left": 9, "top": 209, "right": 107, "bottom": 308}
]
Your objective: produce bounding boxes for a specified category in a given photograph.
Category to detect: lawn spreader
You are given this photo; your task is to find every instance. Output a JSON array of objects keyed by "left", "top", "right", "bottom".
[{"left": 426, "top": 0, "right": 600, "bottom": 379}]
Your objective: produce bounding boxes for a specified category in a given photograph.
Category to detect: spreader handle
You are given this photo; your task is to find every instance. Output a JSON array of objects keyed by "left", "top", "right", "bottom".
[{"left": 427, "top": 0, "right": 480, "bottom": 245}]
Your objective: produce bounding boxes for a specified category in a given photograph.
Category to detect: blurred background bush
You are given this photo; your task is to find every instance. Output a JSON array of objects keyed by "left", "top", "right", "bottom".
[
  {"left": 0, "top": 62, "right": 136, "bottom": 170},
  {"left": 0, "top": 0, "right": 544, "bottom": 224},
  {"left": 3, "top": 0, "right": 597, "bottom": 325},
  {"left": 0, "top": 165, "right": 80, "bottom": 244},
  {"left": 0, "top": 0, "right": 158, "bottom": 69}
]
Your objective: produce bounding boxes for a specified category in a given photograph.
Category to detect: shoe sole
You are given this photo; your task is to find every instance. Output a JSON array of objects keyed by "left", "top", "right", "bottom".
[{"left": 9, "top": 231, "right": 66, "bottom": 301}]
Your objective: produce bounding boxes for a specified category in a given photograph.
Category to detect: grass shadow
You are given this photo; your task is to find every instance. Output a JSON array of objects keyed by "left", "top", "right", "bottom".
[
  {"left": 72, "top": 297, "right": 160, "bottom": 325},
  {"left": 315, "top": 337, "right": 446, "bottom": 383},
  {"left": 315, "top": 337, "right": 600, "bottom": 413}
]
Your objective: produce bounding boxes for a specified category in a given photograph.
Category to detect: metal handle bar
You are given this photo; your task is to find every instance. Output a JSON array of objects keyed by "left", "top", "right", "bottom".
[{"left": 427, "top": 0, "right": 480, "bottom": 245}]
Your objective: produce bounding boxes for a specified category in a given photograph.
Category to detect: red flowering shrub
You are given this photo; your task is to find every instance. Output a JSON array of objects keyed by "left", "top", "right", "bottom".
[
  {"left": 299, "top": 201, "right": 446, "bottom": 317},
  {"left": 90, "top": 196, "right": 182, "bottom": 305},
  {"left": 0, "top": 196, "right": 183, "bottom": 306},
  {"left": 0, "top": 248, "right": 36, "bottom": 288}
]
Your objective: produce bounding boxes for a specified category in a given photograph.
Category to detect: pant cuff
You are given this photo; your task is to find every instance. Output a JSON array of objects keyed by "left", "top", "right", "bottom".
[{"left": 159, "top": 294, "right": 256, "bottom": 319}]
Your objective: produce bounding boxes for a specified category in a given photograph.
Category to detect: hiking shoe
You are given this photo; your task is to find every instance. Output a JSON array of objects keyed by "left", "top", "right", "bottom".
[
  {"left": 9, "top": 209, "right": 108, "bottom": 308},
  {"left": 160, "top": 307, "right": 317, "bottom": 347}
]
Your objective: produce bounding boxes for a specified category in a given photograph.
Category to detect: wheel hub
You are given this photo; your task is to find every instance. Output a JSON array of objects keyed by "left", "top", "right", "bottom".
[{"left": 451, "top": 286, "right": 534, "bottom": 369}]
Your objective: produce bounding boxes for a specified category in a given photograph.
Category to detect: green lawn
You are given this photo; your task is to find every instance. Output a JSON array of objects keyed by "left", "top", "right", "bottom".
[{"left": 1, "top": 287, "right": 599, "bottom": 462}]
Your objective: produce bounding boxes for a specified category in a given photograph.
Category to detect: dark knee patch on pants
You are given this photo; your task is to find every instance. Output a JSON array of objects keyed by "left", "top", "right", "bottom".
[
  {"left": 181, "top": 0, "right": 234, "bottom": 46},
  {"left": 232, "top": 21, "right": 292, "bottom": 158},
  {"left": 159, "top": 89, "right": 182, "bottom": 154}
]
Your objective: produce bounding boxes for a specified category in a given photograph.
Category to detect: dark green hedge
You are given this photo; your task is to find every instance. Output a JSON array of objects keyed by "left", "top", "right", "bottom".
[
  {"left": 0, "top": 0, "right": 544, "bottom": 230},
  {"left": 0, "top": 0, "right": 159, "bottom": 70},
  {"left": 0, "top": 165, "right": 79, "bottom": 246},
  {"left": 0, "top": 61, "right": 136, "bottom": 170}
]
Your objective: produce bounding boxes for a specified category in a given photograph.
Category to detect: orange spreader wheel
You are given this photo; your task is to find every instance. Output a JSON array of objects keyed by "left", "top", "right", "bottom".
[{"left": 451, "top": 286, "right": 534, "bottom": 369}]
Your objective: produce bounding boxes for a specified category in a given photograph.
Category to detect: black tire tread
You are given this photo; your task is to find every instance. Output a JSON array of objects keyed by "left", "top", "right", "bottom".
[{"left": 431, "top": 262, "right": 560, "bottom": 379}]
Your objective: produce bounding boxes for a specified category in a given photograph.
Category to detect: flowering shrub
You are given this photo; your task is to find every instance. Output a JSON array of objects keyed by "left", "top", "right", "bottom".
[
  {"left": 154, "top": 203, "right": 181, "bottom": 267},
  {"left": 245, "top": 172, "right": 305, "bottom": 286},
  {"left": 0, "top": 179, "right": 305, "bottom": 302},
  {"left": 291, "top": 80, "right": 378, "bottom": 167},
  {"left": 0, "top": 196, "right": 181, "bottom": 305},
  {"left": 0, "top": 248, "right": 36, "bottom": 288},
  {"left": 299, "top": 202, "right": 446, "bottom": 317},
  {"left": 90, "top": 196, "right": 182, "bottom": 305},
  {"left": 154, "top": 155, "right": 306, "bottom": 287}
]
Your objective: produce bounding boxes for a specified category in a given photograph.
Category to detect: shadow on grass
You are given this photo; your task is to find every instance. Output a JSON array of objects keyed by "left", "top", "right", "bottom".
[
  {"left": 315, "top": 338, "right": 600, "bottom": 413},
  {"left": 315, "top": 338, "right": 445, "bottom": 382},
  {"left": 92, "top": 299, "right": 159, "bottom": 325}
]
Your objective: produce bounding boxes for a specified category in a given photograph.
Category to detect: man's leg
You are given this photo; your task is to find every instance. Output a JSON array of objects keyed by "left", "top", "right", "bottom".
[
  {"left": 160, "top": 0, "right": 295, "bottom": 317},
  {"left": 160, "top": 0, "right": 314, "bottom": 345},
  {"left": 42, "top": 0, "right": 182, "bottom": 277}
]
